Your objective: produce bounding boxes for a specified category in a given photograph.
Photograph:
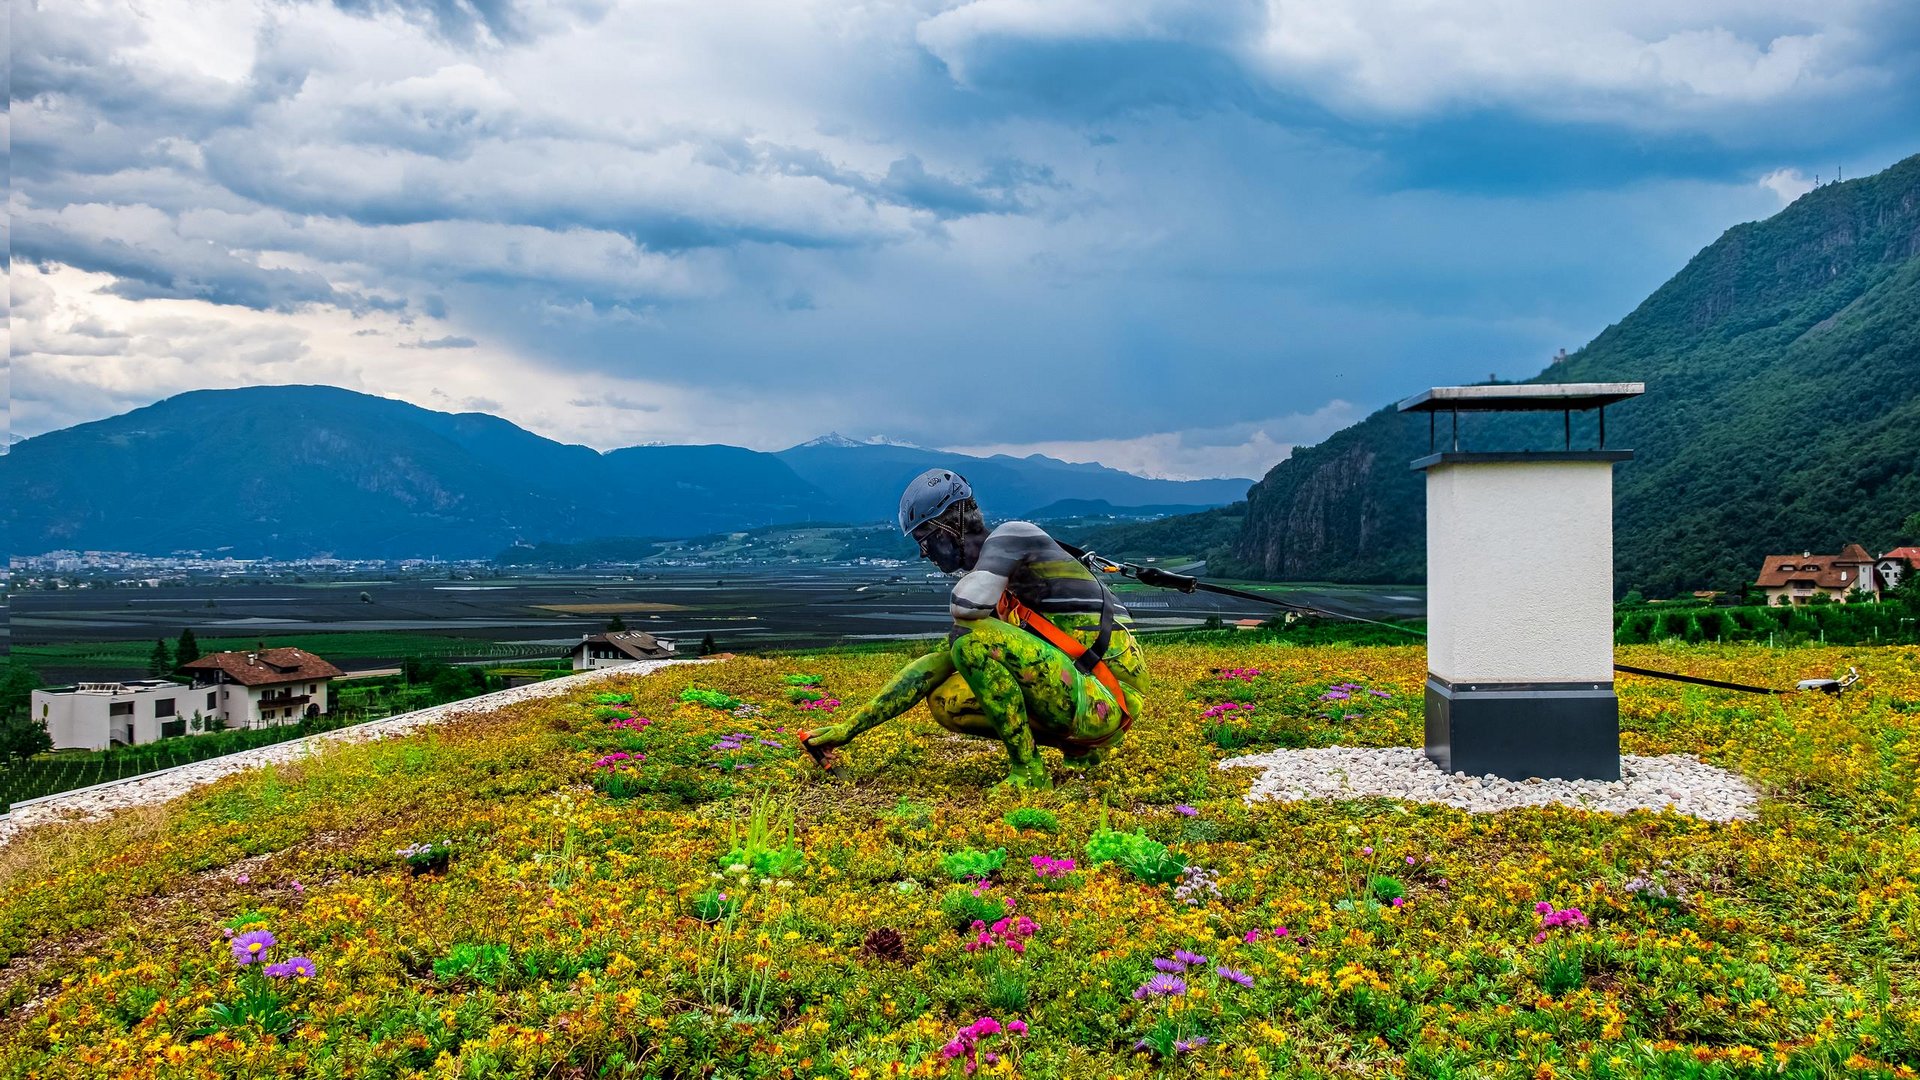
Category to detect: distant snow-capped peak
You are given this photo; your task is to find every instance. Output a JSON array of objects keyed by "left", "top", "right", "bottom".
[{"left": 793, "top": 432, "right": 933, "bottom": 451}]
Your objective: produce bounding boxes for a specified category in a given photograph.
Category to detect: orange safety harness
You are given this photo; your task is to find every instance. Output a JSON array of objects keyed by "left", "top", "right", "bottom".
[{"left": 995, "top": 593, "right": 1136, "bottom": 747}]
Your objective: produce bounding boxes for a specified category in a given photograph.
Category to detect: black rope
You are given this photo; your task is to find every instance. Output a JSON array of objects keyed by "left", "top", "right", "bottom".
[
  {"left": 1611, "top": 663, "right": 1790, "bottom": 695},
  {"left": 1057, "top": 541, "right": 1847, "bottom": 697}
]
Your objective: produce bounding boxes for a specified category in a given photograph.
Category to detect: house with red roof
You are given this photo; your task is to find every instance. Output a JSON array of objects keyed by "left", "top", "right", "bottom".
[
  {"left": 1877, "top": 547, "right": 1920, "bottom": 594},
  {"left": 1755, "top": 545, "right": 1877, "bottom": 605},
  {"left": 1756, "top": 544, "right": 1920, "bottom": 605},
  {"left": 180, "top": 647, "right": 346, "bottom": 729}
]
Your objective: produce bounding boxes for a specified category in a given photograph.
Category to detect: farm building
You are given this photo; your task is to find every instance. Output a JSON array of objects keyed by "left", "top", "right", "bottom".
[
  {"left": 572, "top": 631, "right": 676, "bottom": 669},
  {"left": 179, "top": 647, "right": 345, "bottom": 730}
]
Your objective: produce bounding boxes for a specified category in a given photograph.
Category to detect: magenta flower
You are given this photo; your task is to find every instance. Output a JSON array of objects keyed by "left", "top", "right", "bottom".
[
  {"left": 941, "top": 1016, "right": 1024, "bottom": 1074},
  {"left": 1030, "top": 855, "right": 1076, "bottom": 878},
  {"left": 1242, "top": 929, "right": 1262, "bottom": 943}
]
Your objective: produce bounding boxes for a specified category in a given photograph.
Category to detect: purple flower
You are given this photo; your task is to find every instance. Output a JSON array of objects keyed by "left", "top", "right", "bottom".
[
  {"left": 1173, "top": 804, "right": 1198, "bottom": 817},
  {"left": 1174, "top": 1037, "right": 1210, "bottom": 1054},
  {"left": 1152, "top": 957, "right": 1186, "bottom": 974},
  {"left": 230, "top": 929, "right": 276, "bottom": 965},
  {"left": 1132, "top": 974, "right": 1187, "bottom": 999},
  {"left": 1321, "top": 690, "right": 1350, "bottom": 701},
  {"left": 264, "top": 956, "right": 317, "bottom": 979},
  {"left": 1173, "top": 949, "right": 1209, "bottom": 967},
  {"left": 1369, "top": 689, "right": 1392, "bottom": 698},
  {"left": 1215, "top": 965, "right": 1254, "bottom": 987}
]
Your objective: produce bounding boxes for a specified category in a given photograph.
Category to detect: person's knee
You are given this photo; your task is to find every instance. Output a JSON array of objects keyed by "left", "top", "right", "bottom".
[{"left": 949, "top": 623, "right": 1002, "bottom": 671}]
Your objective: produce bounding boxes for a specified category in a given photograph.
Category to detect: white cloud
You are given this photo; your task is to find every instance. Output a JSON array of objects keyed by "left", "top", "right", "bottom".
[
  {"left": 7, "top": 262, "right": 884, "bottom": 453},
  {"left": 943, "top": 400, "right": 1362, "bottom": 480},
  {"left": 1758, "top": 167, "right": 1816, "bottom": 205}
]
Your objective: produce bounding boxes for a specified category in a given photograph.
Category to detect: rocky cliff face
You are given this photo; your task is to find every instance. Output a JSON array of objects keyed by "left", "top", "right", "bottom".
[{"left": 1231, "top": 408, "right": 1427, "bottom": 583}]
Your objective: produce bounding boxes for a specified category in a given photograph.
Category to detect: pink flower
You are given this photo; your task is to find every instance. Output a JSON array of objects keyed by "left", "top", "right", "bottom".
[
  {"left": 1535, "top": 901, "right": 1554, "bottom": 914},
  {"left": 235, "top": 874, "right": 249, "bottom": 885},
  {"left": 1243, "top": 929, "right": 1262, "bottom": 943}
]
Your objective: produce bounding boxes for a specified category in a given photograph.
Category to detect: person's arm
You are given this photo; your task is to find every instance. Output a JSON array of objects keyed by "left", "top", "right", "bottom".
[
  {"left": 800, "top": 648, "right": 956, "bottom": 751},
  {"left": 950, "top": 569, "right": 1009, "bottom": 622},
  {"left": 949, "top": 522, "right": 1039, "bottom": 623}
]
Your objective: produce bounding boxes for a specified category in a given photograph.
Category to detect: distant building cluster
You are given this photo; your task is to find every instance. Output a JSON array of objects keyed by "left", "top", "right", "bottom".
[
  {"left": 30, "top": 648, "right": 345, "bottom": 751},
  {"left": 8, "top": 550, "right": 495, "bottom": 589},
  {"left": 1755, "top": 545, "right": 1920, "bottom": 605}
]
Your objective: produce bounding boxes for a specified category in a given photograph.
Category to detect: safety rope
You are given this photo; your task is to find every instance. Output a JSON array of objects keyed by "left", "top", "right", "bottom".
[{"left": 1059, "top": 542, "right": 1856, "bottom": 697}]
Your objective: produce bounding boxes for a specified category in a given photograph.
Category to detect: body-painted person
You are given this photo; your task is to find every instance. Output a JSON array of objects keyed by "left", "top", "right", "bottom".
[{"left": 799, "top": 469, "right": 1148, "bottom": 789}]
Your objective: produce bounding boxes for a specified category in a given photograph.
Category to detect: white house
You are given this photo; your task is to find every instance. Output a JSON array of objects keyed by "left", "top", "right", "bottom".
[
  {"left": 1877, "top": 547, "right": 1920, "bottom": 593},
  {"left": 31, "top": 679, "right": 220, "bottom": 751},
  {"left": 32, "top": 647, "right": 347, "bottom": 751},
  {"left": 180, "top": 648, "right": 345, "bottom": 730},
  {"left": 571, "top": 630, "right": 675, "bottom": 670}
]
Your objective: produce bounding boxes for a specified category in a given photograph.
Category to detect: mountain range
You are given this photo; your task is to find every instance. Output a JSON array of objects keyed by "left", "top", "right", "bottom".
[
  {"left": 0, "top": 386, "right": 1250, "bottom": 558},
  {"left": 1099, "top": 152, "right": 1920, "bottom": 595}
]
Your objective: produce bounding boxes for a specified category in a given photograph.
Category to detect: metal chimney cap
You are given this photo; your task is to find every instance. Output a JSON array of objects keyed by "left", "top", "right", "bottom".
[{"left": 1398, "top": 383, "right": 1644, "bottom": 414}]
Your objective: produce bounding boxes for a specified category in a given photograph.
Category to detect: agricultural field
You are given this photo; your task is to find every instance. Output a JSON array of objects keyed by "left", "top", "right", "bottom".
[
  {"left": 7, "top": 571, "right": 1411, "bottom": 682},
  {"left": 0, "top": 642, "right": 1916, "bottom": 1078}
]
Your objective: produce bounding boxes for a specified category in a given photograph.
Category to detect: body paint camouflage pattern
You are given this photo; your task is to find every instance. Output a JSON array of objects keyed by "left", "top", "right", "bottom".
[{"left": 803, "top": 612, "right": 1147, "bottom": 788}]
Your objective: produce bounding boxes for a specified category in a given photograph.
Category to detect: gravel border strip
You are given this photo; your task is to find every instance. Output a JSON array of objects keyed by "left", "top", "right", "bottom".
[
  {"left": 0, "top": 659, "right": 705, "bottom": 846},
  {"left": 1220, "top": 746, "right": 1760, "bottom": 822}
]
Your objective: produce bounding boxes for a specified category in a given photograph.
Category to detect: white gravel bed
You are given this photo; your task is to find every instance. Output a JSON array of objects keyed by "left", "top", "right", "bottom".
[
  {"left": 1220, "top": 746, "right": 1759, "bottom": 821},
  {"left": 0, "top": 659, "right": 703, "bottom": 845}
]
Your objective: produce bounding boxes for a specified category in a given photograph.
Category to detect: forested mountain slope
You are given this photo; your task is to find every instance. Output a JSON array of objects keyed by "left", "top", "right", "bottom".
[{"left": 1219, "top": 153, "right": 1920, "bottom": 594}]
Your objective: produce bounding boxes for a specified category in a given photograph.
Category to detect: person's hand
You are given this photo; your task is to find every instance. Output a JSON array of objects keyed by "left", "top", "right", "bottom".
[{"left": 797, "top": 726, "right": 847, "bottom": 770}]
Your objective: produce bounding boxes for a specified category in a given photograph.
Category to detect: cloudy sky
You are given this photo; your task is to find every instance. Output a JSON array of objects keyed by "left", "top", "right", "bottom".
[{"left": 8, "top": 1, "right": 1918, "bottom": 478}]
